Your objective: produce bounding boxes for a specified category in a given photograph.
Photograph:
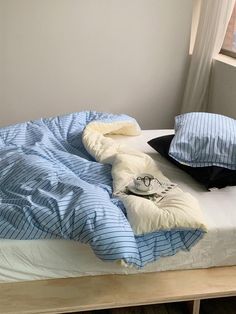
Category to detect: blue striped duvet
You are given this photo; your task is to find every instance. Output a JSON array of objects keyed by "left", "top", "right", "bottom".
[{"left": 0, "top": 111, "right": 203, "bottom": 267}]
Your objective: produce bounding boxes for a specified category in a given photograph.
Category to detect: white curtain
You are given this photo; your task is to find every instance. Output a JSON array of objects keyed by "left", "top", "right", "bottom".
[{"left": 181, "top": 0, "right": 235, "bottom": 113}]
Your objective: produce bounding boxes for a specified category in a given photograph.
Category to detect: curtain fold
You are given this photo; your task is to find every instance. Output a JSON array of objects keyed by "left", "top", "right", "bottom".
[{"left": 181, "top": 0, "right": 235, "bottom": 113}]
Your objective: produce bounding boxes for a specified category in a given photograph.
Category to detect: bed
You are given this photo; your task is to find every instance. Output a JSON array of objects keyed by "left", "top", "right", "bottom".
[{"left": 0, "top": 119, "right": 236, "bottom": 313}]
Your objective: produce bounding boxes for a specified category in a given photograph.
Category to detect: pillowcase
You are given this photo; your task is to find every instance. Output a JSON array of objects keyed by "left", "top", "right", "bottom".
[
  {"left": 169, "top": 112, "right": 236, "bottom": 170},
  {"left": 148, "top": 134, "right": 236, "bottom": 190}
]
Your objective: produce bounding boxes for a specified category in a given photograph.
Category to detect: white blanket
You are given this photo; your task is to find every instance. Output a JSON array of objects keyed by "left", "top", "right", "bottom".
[{"left": 82, "top": 120, "right": 207, "bottom": 235}]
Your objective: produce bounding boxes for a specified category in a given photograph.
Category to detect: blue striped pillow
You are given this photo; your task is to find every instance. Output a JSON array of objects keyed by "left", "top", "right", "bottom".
[{"left": 169, "top": 112, "right": 236, "bottom": 170}]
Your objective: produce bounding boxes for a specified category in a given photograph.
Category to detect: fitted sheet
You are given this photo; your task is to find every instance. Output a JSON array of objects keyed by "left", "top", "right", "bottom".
[{"left": 0, "top": 130, "right": 236, "bottom": 282}]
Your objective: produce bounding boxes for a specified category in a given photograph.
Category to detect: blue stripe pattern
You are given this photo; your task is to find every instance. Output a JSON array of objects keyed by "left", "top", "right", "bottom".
[
  {"left": 0, "top": 111, "right": 204, "bottom": 267},
  {"left": 169, "top": 112, "right": 236, "bottom": 170}
]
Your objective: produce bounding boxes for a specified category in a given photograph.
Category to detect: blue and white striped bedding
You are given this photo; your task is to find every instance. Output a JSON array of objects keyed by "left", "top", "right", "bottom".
[
  {"left": 169, "top": 112, "right": 236, "bottom": 169},
  {"left": 0, "top": 111, "right": 203, "bottom": 267}
]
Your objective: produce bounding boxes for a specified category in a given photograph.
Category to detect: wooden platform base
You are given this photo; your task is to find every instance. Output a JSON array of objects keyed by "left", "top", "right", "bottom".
[{"left": 0, "top": 266, "right": 236, "bottom": 314}]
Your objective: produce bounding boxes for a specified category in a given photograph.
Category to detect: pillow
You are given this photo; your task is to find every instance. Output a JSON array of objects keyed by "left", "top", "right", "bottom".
[
  {"left": 169, "top": 112, "right": 236, "bottom": 170},
  {"left": 148, "top": 134, "right": 236, "bottom": 190}
]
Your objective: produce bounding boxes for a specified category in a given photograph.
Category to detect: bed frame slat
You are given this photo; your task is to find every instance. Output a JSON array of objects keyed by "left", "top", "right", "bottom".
[{"left": 0, "top": 266, "right": 236, "bottom": 314}]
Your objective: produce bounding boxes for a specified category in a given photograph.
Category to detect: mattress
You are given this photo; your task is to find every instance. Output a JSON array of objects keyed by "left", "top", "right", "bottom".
[{"left": 0, "top": 129, "right": 236, "bottom": 282}]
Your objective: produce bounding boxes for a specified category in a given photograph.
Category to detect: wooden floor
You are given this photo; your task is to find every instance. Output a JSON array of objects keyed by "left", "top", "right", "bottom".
[{"left": 77, "top": 297, "right": 236, "bottom": 314}]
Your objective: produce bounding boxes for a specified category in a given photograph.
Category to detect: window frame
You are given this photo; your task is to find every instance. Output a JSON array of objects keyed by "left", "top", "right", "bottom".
[
  {"left": 220, "top": 48, "right": 236, "bottom": 59},
  {"left": 220, "top": 3, "right": 236, "bottom": 59}
]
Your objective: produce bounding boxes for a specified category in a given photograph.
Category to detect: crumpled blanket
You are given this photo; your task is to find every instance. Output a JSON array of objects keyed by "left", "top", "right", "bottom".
[
  {"left": 83, "top": 118, "right": 207, "bottom": 235},
  {"left": 0, "top": 111, "right": 206, "bottom": 267}
]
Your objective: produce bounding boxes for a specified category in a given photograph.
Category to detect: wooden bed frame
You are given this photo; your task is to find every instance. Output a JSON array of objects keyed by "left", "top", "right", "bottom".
[
  {"left": 0, "top": 265, "right": 235, "bottom": 314},
  {"left": 0, "top": 131, "right": 235, "bottom": 313}
]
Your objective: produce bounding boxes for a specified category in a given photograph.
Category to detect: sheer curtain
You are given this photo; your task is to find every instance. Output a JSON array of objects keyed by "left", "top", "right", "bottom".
[{"left": 181, "top": 0, "right": 235, "bottom": 113}]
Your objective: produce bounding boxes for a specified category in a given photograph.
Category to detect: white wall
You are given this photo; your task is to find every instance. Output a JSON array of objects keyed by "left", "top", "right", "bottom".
[
  {"left": 209, "top": 57, "right": 236, "bottom": 118},
  {"left": 0, "top": 0, "right": 193, "bottom": 128}
]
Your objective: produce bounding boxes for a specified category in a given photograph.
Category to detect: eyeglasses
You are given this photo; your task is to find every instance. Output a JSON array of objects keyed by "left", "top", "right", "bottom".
[
  {"left": 136, "top": 176, "right": 169, "bottom": 187},
  {"left": 136, "top": 176, "right": 155, "bottom": 187}
]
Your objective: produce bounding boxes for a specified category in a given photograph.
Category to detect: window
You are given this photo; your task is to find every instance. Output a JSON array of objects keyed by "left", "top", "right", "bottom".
[{"left": 221, "top": 3, "right": 236, "bottom": 58}]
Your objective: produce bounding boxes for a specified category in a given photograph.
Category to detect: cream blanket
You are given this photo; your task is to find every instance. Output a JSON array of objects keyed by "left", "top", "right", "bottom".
[{"left": 82, "top": 119, "right": 207, "bottom": 235}]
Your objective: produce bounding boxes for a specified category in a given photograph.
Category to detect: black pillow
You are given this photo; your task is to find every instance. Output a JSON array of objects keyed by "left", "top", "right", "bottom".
[{"left": 148, "top": 135, "right": 236, "bottom": 190}]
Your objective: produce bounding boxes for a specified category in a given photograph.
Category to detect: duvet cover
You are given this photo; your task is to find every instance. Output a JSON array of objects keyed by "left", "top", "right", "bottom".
[{"left": 0, "top": 111, "right": 206, "bottom": 267}]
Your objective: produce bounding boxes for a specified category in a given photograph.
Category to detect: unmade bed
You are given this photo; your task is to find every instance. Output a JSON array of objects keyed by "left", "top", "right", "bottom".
[
  {"left": 0, "top": 115, "right": 235, "bottom": 314},
  {"left": 0, "top": 130, "right": 236, "bottom": 283}
]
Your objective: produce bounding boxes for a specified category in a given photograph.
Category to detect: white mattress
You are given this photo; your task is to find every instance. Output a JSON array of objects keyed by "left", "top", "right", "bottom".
[{"left": 1, "top": 130, "right": 236, "bottom": 282}]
